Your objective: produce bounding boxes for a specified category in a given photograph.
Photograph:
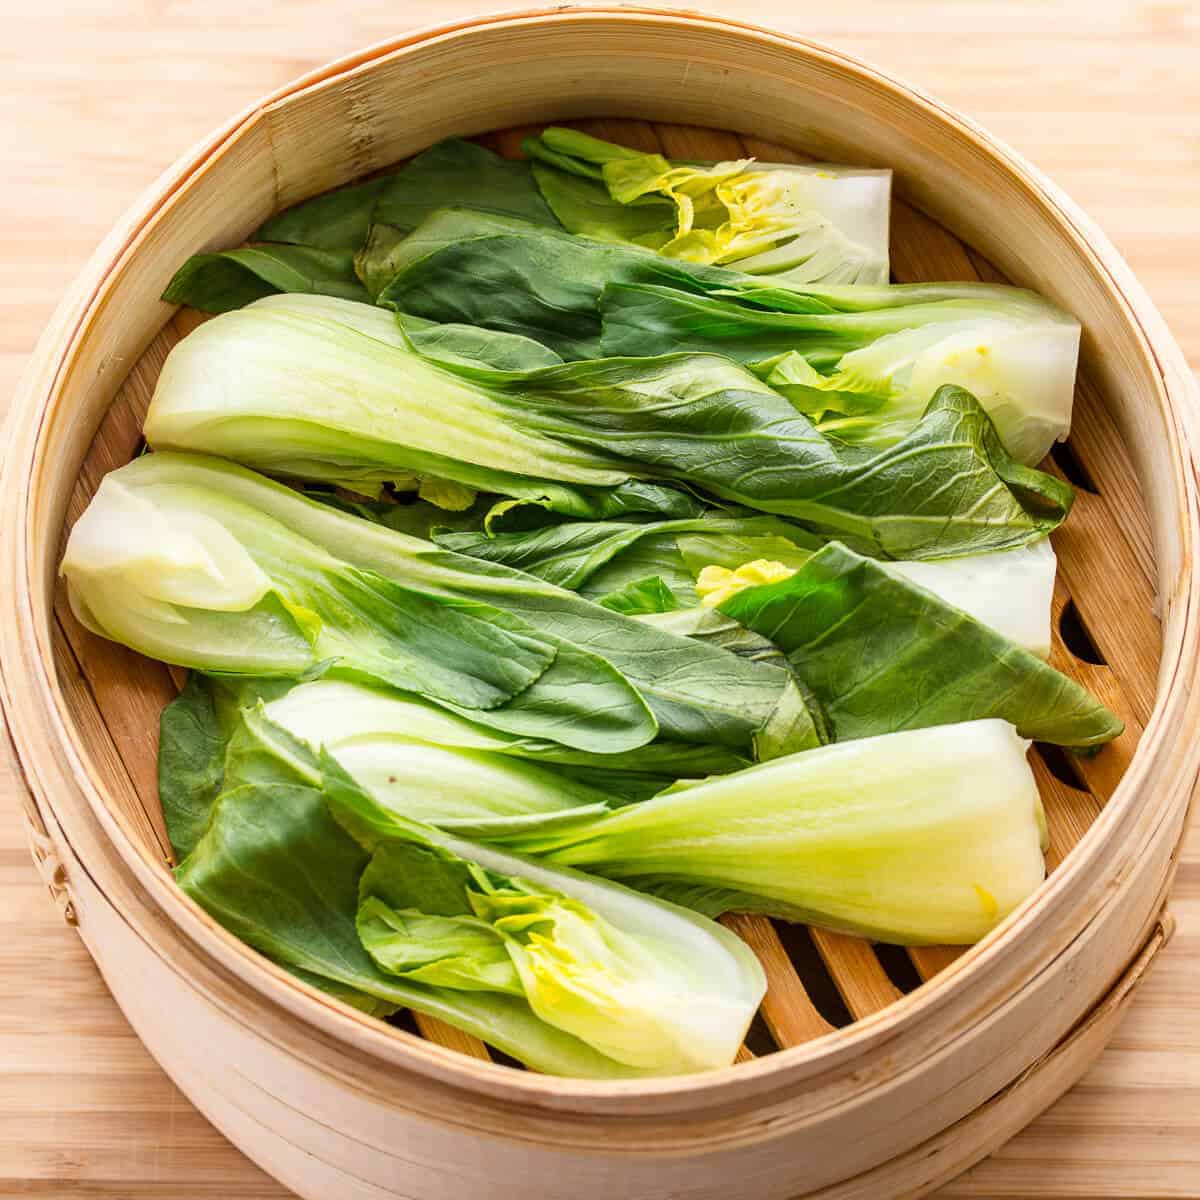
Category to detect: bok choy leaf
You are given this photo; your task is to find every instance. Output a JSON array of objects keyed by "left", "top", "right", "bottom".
[
  {"left": 176, "top": 704, "right": 764, "bottom": 1074},
  {"left": 716, "top": 540, "right": 1120, "bottom": 748},
  {"left": 601, "top": 283, "right": 1080, "bottom": 465},
  {"left": 67, "top": 452, "right": 811, "bottom": 755},
  {"left": 436, "top": 513, "right": 1104, "bottom": 743},
  {"left": 162, "top": 140, "right": 558, "bottom": 314},
  {"left": 371, "top": 210, "right": 1077, "bottom": 464},
  {"left": 440, "top": 511, "right": 1057, "bottom": 656},
  {"left": 142, "top": 294, "right": 1070, "bottom": 559}
]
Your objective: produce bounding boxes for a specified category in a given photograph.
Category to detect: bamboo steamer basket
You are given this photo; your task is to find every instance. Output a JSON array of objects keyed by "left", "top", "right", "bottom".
[{"left": 2, "top": 7, "right": 1198, "bottom": 1198}]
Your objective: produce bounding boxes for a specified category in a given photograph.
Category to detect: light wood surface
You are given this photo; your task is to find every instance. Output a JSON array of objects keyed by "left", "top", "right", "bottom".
[{"left": 1, "top": 2, "right": 1197, "bottom": 1198}]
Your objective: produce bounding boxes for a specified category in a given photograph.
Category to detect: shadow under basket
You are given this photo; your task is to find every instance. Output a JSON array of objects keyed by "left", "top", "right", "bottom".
[{"left": 2, "top": 8, "right": 1199, "bottom": 1200}]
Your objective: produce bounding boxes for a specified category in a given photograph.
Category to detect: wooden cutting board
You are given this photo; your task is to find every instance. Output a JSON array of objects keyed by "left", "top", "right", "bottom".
[{"left": 1, "top": 2, "right": 1197, "bottom": 1197}]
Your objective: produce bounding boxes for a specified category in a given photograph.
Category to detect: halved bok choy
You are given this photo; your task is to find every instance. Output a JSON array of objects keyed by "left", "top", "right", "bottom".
[
  {"left": 522, "top": 126, "right": 891, "bottom": 285},
  {"left": 141, "top": 293, "right": 1071, "bottom": 559},
  {"left": 62, "top": 452, "right": 813, "bottom": 756},
  {"left": 368, "top": 209, "right": 1078, "bottom": 464},
  {"left": 435, "top": 512, "right": 1060, "bottom": 657},
  {"left": 175, "top": 704, "right": 765, "bottom": 1076},
  {"left": 488, "top": 719, "right": 1049, "bottom": 946},
  {"left": 157, "top": 674, "right": 748, "bottom": 862}
]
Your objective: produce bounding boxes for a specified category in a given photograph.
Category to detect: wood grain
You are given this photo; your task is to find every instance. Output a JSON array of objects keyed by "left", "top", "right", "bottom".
[{"left": 0, "top": 2, "right": 1197, "bottom": 1199}]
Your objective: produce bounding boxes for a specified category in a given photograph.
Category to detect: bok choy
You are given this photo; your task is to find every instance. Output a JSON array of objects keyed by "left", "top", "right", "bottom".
[
  {"left": 175, "top": 704, "right": 764, "bottom": 1075},
  {"left": 162, "top": 139, "right": 559, "bottom": 314},
  {"left": 437, "top": 519, "right": 1115, "bottom": 746},
  {"left": 142, "top": 294, "right": 1071, "bottom": 559},
  {"left": 158, "top": 674, "right": 748, "bottom": 860},
  {"left": 711, "top": 541, "right": 1120, "bottom": 747},
  {"left": 64, "top": 452, "right": 813, "bottom": 755},
  {"left": 368, "top": 209, "right": 1078, "bottom": 465},
  {"left": 396, "top": 718, "right": 1048, "bottom": 946},
  {"left": 434, "top": 514, "right": 1058, "bottom": 656},
  {"left": 522, "top": 126, "right": 891, "bottom": 284}
]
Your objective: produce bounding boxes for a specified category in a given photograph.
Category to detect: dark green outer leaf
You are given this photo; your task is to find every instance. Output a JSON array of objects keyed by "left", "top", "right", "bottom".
[
  {"left": 597, "top": 575, "right": 682, "bottom": 615},
  {"left": 377, "top": 230, "right": 616, "bottom": 360},
  {"left": 158, "top": 674, "right": 226, "bottom": 860},
  {"left": 530, "top": 162, "right": 677, "bottom": 246},
  {"left": 161, "top": 246, "right": 370, "bottom": 314},
  {"left": 258, "top": 141, "right": 557, "bottom": 252},
  {"left": 169, "top": 143, "right": 558, "bottom": 314},
  {"left": 434, "top": 513, "right": 819, "bottom": 590},
  {"left": 257, "top": 177, "right": 390, "bottom": 251},
  {"left": 580, "top": 532, "right": 697, "bottom": 604},
  {"left": 372, "top": 139, "right": 557, "bottom": 233},
  {"left": 480, "top": 364, "right": 1071, "bottom": 558},
  {"left": 398, "top": 313, "right": 564, "bottom": 371},
  {"left": 599, "top": 281, "right": 877, "bottom": 366},
  {"left": 158, "top": 674, "right": 296, "bottom": 861},
  {"left": 174, "top": 730, "right": 652, "bottom": 1077},
  {"left": 719, "top": 540, "right": 1122, "bottom": 748},
  {"left": 304, "top": 565, "right": 560, "bottom": 710}
]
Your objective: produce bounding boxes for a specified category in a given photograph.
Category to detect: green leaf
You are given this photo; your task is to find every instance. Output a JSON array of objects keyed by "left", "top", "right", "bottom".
[
  {"left": 173, "top": 720, "right": 658, "bottom": 1077},
  {"left": 357, "top": 892, "right": 524, "bottom": 994},
  {"left": 257, "top": 177, "right": 391, "bottom": 251},
  {"left": 434, "top": 513, "right": 818, "bottom": 591},
  {"left": 259, "top": 140, "right": 557, "bottom": 251},
  {"left": 158, "top": 674, "right": 301, "bottom": 861},
  {"left": 158, "top": 673, "right": 227, "bottom": 860},
  {"left": 62, "top": 455, "right": 659, "bottom": 753},
  {"left": 372, "top": 209, "right": 660, "bottom": 359},
  {"left": 718, "top": 540, "right": 1122, "bottom": 748},
  {"left": 530, "top": 163, "right": 677, "bottom": 246},
  {"left": 633, "top": 608, "right": 828, "bottom": 752},
  {"left": 492, "top": 363, "right": 1072, "bottom": 558},
  {"left": 373, "top": 139, "right": 557, "bottom": 233},
  {"left": 578, "top": 532, "right": 697, "bottom": 605},
  {"left": 397, "top": 312, "right": 564, "bottom": 371},
  {"left": 596, "top": 575, "right": 682, "bottom": 615},
  {"left": 161, "top": 245, "right": 370, "bottom": 314},
  {"left": 144, "top": 291, "right": 698, "bottom": 523},
  {"left": 320, "top": 752, "right": 765, "bottom": 1073},
  {"left": 167, "top": 141, "right": 558, "bottom": 314}
]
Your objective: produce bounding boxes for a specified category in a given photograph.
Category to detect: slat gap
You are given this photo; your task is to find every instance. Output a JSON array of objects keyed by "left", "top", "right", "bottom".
[
  {"left": 810, "top": 928, "right": 902, "bottom": 1021},
  {"left": 721, "top": 914, "right": 834, "bottom": 1045}
]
